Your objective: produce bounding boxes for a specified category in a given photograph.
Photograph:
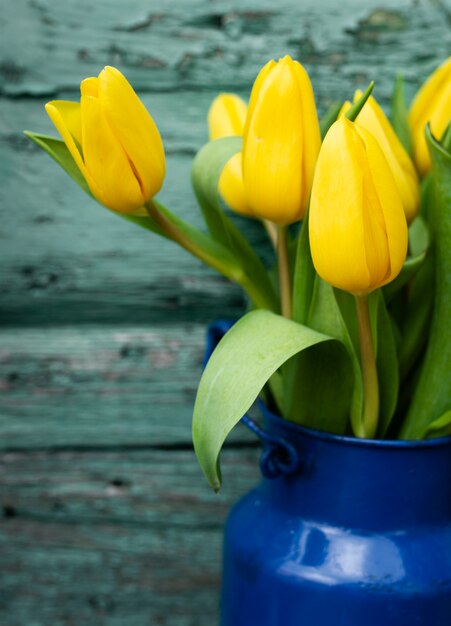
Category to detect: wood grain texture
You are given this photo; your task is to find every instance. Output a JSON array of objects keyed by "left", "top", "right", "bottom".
[
  {"left": 0, "top": 0, "right": 450, "bottom": 623},
  {"left": 0, "top": 449, "right": 259, "bottom": 625},
  {"left": 0, "top": 324, "right": 258, "bottom": 448}
]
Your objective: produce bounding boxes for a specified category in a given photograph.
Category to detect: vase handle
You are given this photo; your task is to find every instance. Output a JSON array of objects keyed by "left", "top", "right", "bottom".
[{"left": 203, "top": 320, "right": 302, "bottom": 480}]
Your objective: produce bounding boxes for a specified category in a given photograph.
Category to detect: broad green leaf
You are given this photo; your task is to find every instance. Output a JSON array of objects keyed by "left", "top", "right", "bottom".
[
  {"left": 423, "top": 411, "right": 451, "bottom": 439},
  {"left": 320, "top": 101, "right": 341, "bottom": 138},
  {"left": 25, "top": 131, "right": 92, "bottom": 196},
  {"left": 285, "top": 277, "right": 353, "bottom": 434},
  {"left": 390, "top": 75, "right": 412, "bottom": 154},
  {"left": 192, "top": 310, "right": 342, "bottom": 490},
  {"left": 400, "top": 126, "right": 451, "bottom": 438},
  {"left": 192, "top": 137, "right": 242, "bottom": 243},
  {"left": 191, "top": 137, "right": 278, "bottom": 312}
]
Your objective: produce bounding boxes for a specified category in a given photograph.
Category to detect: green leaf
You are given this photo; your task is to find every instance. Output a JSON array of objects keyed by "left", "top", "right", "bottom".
[
  {"left": 285, "top": 277, "right": 353, "bottom": 434},
  {"left": 383, "top": 251, "right": 427, "bottom": 303},
  {"left": 422, "top": 410, "right": 451, "bottom": 439},
  {"left": 292, "top": 209, "right": 316, "bottom": 325},
  {"left": 375, "top": 291, "right": 400, "bottom": 437},
  {"left": 320, "top": 101, "right": 342, "bottom": 138},
  {"left": 409, "top": 214, "right": 430, "bottom": 257},
  {"left": 25, "top": 131, "right": 92, "bottom": 196},
  {"left": 333, "top": 289, "right": 399, "bottom": 438},
  {"left": 390, "top": 75, "right": 412, "bottom": 154},
  {"left": 400, "top": 126, "right": 451, "bottom": 438},
  {"left": 192, "top": 137, "right": 242, "bottom": 240},
  {"left": 345, "top": 82, "right": 375, "bottom": 123},
  {"left": 192, "top": 310, "right": 342, "bottom": 490},
  {"left": 398, "top": 253, "right": 434, "bottom": 380},
  {"left": 441, "top": 122, "right": 451, "bottom": 152},
  {"left": 191, "top": 137, "right": 278, "bottom": 312},
  {"left": 150, "top": 200, "right": 249, "bottom": 286}
]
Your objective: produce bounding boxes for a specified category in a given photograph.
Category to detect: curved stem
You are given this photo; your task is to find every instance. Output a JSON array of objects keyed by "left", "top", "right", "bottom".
[
  {"left": 355, "top": 294, "right": 379, "bottom": 438},
  {"left": 277, "top": 225, "right": 292, "bottom": 319},
  {"left": 145, "top": 201, "right": 274, "bottom": 311},
  {"left": 263, "top": 219, "right": 278, "bottom": 250}
]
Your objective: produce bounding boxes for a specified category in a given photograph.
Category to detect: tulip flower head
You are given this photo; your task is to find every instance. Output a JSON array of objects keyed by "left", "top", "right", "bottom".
[
  {"left": 208, "top": 94, "right": 251, "bottom": 216},
  {"left": 409, "top": 57, "right": 451, "bottom": 176},
  {"left": 342, "top": 92, "right": 419, "bottom": 224},
  {"left": 309, "top": 118, "right": 408, "bottom": 295},
  {"left": 242, "top": 55, "right": 321, "bottom": 225},
  {"left": 45, "top": 66, "right": 165, "bottom": 213}
]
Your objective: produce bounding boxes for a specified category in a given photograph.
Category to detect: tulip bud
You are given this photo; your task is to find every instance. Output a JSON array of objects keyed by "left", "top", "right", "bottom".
[
  {"left": 242, "top": 55, "right": 321, "bottom": 225},
  {"left": 45, "top": 66, "right": 165, "bottom": 213},
  {"left": 207, "top": 94, "right": 251, "bottom": 216},
  {"left": 309, "top": 118, "right": 408, "bottom": 294},
  {"left": 341, "top": 92, "right": 419, "bottom": 224},
  {"left": 409, "top": 57, "right": 451, "bottom": 176}
]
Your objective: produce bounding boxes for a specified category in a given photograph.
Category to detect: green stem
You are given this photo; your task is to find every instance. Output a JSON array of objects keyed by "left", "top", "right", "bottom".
[
  {"left": 145, "top": 201, "right": 272, "bottom": 310},
  {"left": 355, "top": 294, "right": 379, "bottom": 438},
  {"left": 277, "top": 225, "right": 292, "bottom": 319},
  {"left": 263, "top": 219, "right": 278, "bottom": 250}
]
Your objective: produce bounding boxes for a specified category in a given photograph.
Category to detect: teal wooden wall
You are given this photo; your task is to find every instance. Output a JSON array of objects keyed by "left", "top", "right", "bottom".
[{"left": 0, "top": 0, "right": 449, "bottom": 623}]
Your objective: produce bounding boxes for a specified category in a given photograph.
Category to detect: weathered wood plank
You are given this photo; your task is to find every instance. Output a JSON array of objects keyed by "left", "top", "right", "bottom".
[
  {"left": 1, "top": 0, "right": 449, "bottom": 97},
  {"left": 0, "top": 448, "right": 260, "bottom": 626},
  {"left": 0, "top": 324, "right": 259, "bottom": 449}
]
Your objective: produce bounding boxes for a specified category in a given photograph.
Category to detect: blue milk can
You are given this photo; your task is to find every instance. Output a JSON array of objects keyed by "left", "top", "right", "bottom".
[{"left": 220, "top": 409, "right": 451, "bottom": 626}]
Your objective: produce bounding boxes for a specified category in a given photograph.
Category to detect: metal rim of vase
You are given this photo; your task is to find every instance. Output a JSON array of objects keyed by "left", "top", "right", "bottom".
[{"left": 261, "top": 404, "right": 451, "bottom": 450}]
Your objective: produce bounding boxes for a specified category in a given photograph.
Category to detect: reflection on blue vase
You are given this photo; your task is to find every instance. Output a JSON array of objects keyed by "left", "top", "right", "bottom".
[{"left": 221, "top": 409, "right": 451, "bottom": 626}]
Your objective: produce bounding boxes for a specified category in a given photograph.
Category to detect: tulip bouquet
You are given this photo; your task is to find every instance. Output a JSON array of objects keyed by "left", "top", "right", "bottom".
[{"left": 26, "top": 57, "right": 450, "bottom": 490}]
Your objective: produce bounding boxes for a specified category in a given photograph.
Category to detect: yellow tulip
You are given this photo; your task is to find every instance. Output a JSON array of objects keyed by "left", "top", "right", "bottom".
[
  {"left": 409, "top": 57, "right": 451, "bottom": 176},
  {"left": 242, "top": 55, "right": 321, "bottom": 225},
  {"left": 45, "top": 66, "right": 165, "bottom": 213},
  {"left": 208, "top": 93, "right": 247, "bottom": 140},
  {"left": 207, "top": 94, "right": 251, "bottom": 216},
  {"left": 341, "top": 92, "right": 419, "bottom": 224},
  {"left": 309, "top": 118, "right": 408, "bottom": 294}
]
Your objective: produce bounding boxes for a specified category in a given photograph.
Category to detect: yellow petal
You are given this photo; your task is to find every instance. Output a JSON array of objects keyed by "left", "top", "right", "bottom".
[
  {"left": 354, "top": 93, "right": 419, "bottom": 224},
  {"left": 357, "top": 125, "right": 407, "bottom": 287},
  {"left": 409, "top": 57, "right": 451, "bottom": 129},
  {"left": 409, "top": 57, "right": 451, "bottom": 176},
  {"left": 291, "top": 60, "right": 321, "bottom": 209},
  {"left": 97, "top": 66, "right": 165, "bottom": 200},
  {"left": 430, "top": 78, "right": 451, "bottom": 138},
  {"left": 218, "top": 153, "right": 254, "bottom": 217},
  {"left": 310, "top": 119, "right": 371, "bottom": 292},
  {"left": 81, "top": 94, "right": 144, "bottom": 213},
  {"left": 80, "top": 77, "right": 99, "bottom": 97},
  {"left": 309, "top": 118, "right": 407, "bottom": 294},
  {"left": 208, "top": 94, "right": 247, "bottom": 140},
  {"left": 243, "top": 57, "right": 306, "bottom": 225},
  {"left": 45, "top": 100, "right": 83, "bottom": 152},
  {"left": 45, "top": 100, "right": 100, "bottom": 196},
  {"left": 243, "top": 59, "right": 277, "bottom": 136}
]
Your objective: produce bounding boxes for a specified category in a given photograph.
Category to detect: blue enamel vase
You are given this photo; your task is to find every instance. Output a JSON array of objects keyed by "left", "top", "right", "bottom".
[{"left": 220, "top": 410, "right": 451, "bottom": 625}]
